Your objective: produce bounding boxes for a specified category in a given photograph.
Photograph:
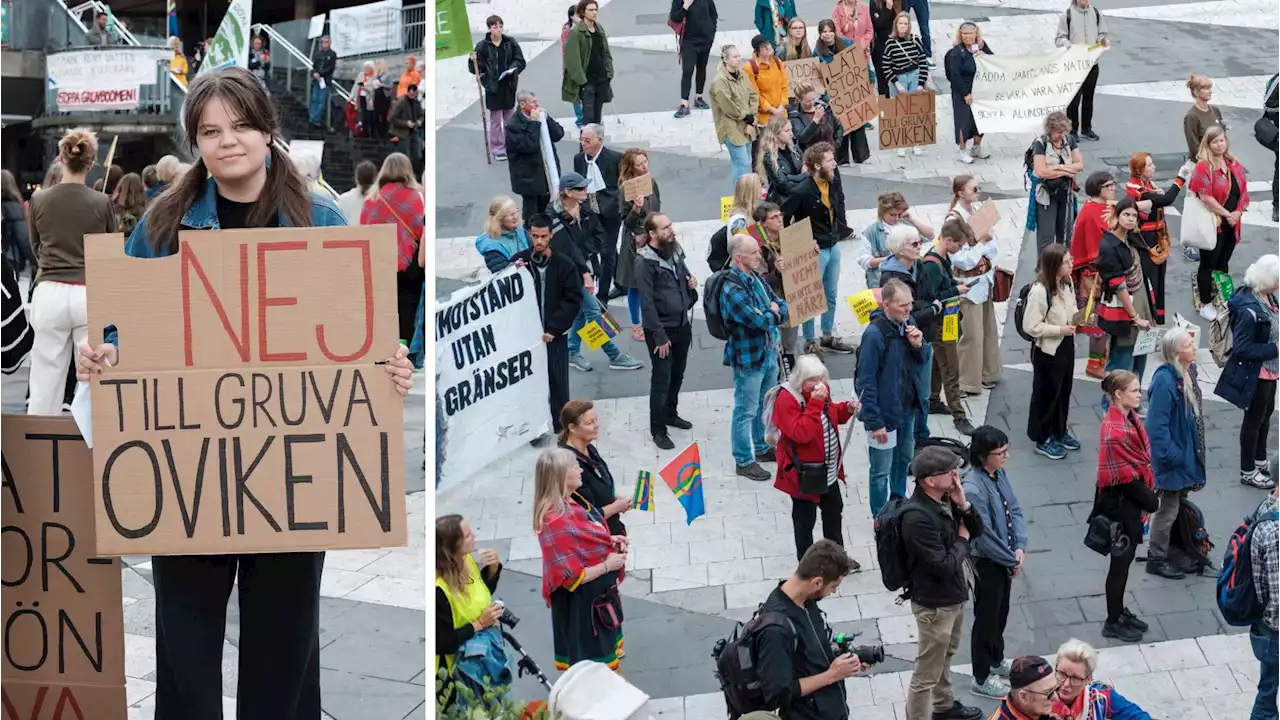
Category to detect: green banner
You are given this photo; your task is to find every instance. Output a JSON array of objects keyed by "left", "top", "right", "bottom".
[
  {"left": 1, "top": 2, "right": 8, "bottom": 48},
  {"left": 196, "top": 0, "right": 252, "bottom": 78},
  {"left": 435, "top": 0, "right": 472, "bottom": 60}
]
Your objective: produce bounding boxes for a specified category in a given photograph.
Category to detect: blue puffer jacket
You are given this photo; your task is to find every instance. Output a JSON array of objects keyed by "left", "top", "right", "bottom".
[
  {"left": 1146, "top": 363, "right": 1206, "bottom": 492},
  {"left": 855, "top": 309, "right": 928, "bottom": 433},
  {"left": 1214, "top": 288, "right": 1279, "bottom": 409}
]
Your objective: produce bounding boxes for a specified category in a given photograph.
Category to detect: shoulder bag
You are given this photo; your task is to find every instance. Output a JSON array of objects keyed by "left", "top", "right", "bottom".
[{"left": 1179, "top": 192, "right": 1218, "bottom": 251}]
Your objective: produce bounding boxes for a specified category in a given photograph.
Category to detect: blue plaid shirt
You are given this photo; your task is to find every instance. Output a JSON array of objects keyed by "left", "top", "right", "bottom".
[
  {"left": 720, "top": 267, "right": 788, "bottom": 370},
  {"left": 1250, "top": 493, "right": 1279, "bottom": 631}
]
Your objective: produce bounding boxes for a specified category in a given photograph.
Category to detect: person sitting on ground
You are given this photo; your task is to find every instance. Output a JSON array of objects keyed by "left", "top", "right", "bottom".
[
  {"left": 1051, "top": 639, "right": 1153, "bottom": 719},
  {"left": 435, "top": 514, "right": 505, "bottom": 709}
]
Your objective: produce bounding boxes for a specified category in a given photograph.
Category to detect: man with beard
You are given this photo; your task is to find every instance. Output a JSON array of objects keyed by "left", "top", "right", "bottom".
[
  {"left": 633, "top": 213, "right": 697, "bottom": 449},
  {"left": 781, "top": 141, "right": 855, "bottom": 356},
  {"left": 512, "top": 214, "right": 584, "bottom": 442},
  {"left": 573, "top": 124, "right": 623, "bottom": 303},
  {"left": 748, "top": 201, "right": 802, "bottom": 371}
]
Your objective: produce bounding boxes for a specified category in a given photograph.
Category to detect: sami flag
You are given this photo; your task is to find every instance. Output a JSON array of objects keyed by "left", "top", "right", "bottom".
[
  {"left": 633, "top": 471, "right": 654, "bottom": 512},
  {"left": 167, "top": 0, "right": 178, "bottom": 37},
  {"left": 600, "top": 310, "right": 621, "bottom": 338},
  {"left": 659, "top": 443, "right": 705, "bottom": 525}
]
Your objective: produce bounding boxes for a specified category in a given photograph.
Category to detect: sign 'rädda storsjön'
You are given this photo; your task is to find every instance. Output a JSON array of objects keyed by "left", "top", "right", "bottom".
[{"left": 84, "top": 226, "right": 407, "bottom": 556}]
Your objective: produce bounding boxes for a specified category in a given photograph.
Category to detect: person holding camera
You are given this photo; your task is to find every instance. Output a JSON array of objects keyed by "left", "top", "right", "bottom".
[
  {"left": 754, "top": 539, "right": 868, "bottom": 720},
  {"left": 902, "top": 446, "right": 985, "bottom": 720},
  {"left": 435, "top": 514, "right": 506, "bottom": 708},
  {"left": 1030, "top": 111, "right": 1084, "bottom": 257},
  {"left": 960, "top": 426, "right": 1026, "bottom": 700}
]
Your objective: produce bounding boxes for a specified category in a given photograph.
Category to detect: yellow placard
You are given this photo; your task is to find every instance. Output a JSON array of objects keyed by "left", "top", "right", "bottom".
[
  {"left": 941, "top": 298, "right": 961, "bottom": 341},
  {"left": 577, "top": 321, "right": 610, "bottom": 350},
  {"left": 721, "top": 196, "right": 733, "bottom": 224},
  {"left": 847, "top": 289, "right": 880, "bottom": 324}
]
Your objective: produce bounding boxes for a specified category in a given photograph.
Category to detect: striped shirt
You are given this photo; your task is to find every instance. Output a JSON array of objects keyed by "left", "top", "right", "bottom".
[
  {"left": 2, "top": 257, "right": 32, "bottom": 374},
  {"left": 881, "top": 36, "right": 929, "bottom": 85}
]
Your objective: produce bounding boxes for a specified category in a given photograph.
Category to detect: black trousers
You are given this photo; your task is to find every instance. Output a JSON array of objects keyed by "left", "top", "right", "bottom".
[
  {"left": 871, "top": 48, "right": 890, "bottom": 97},
  {"left": 971, "top": 558, "right": 1013, "bottom": 684},
  {"left": 596, "top": 214, "right": 622, "bottom": 303},
  {"left": 153, "top": 553, "right": 323, "bottom": 720},
  {"left": 522, "top": 194, "right": 551, "bottom": 226},
  {"left": 397, "top": 264, "right": 424, "bottom": 343},
  {"left": 837, "top": 128, "right": 871, "bottom": 165},
  {"left": 1066, "top": 64, "right": 1100, "bottom": 134},
  {"left": 1027, "top": 340, "right": 1074, "bottom": 443},
  {"left": 1140, "top": 250, "right": 1167, "bottom": 325},
  {"left": 1242, "top": 378, "right": 1277, "bottom": 472},
  {"left": 547, "top": 334, "right": 570, "bottom": 432},
  {"left": 580, "top": 81, "right": 609, "bottom": 124},
  {"left": 1105, "top": 544, "right": 1136, "bottom": 623},
  {"left": 791, "top": 489, "right": 844, "bottom": 561},
  {"left": 644, "top": 323, "right": 692, "bottom": 434},
  {"left": 680, "top": 44, "right": 712, "bottom": 101},
  {"left": 1197, "top": 225, "right": 1236, "bottom": 304}
]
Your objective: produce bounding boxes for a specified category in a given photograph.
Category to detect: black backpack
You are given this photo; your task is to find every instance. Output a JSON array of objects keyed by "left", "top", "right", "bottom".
[
  {"left": 714, "top": 608, "right": 796, "bottom": 716},
  {"left": 707, "top": 225, "right": 731, "bottom": 274},
  {"left": 704, "top": 269, "right": 745, "bottom": 341},
  {"left": 1167, "top": 499, "right": 1215, "bottom": 576},
  {"left": 942, "top": 46, "right": 958, "bottom": 84},
  {"left": 1012, "top": 283, "right": 1038, "bottom": 342},
  {"left": 874, "top": 495, "right": 925, "bottom": 599}
]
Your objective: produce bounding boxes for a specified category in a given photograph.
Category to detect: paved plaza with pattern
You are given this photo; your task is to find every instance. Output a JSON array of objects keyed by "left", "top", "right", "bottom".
[{"left": 437, "top": 0, "right": 1279, "bottom": 716}]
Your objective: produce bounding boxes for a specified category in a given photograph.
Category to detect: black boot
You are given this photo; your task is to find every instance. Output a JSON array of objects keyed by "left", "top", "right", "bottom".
[{"left": 1145, "top": 559, "right": 1186, "bottom": 579}]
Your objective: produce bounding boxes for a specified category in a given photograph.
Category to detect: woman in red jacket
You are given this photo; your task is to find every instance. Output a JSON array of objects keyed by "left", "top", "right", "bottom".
[
  {"left": 1126, "top": 152, "right": 1189, "bottom": 327},
  {"left": 1188, "top": 126, "right": 1250, "bottom": 320},
  {"left": 361, "top": 152, "right": 425, "bottom": 342},
  {"left": 1071, "top": 171, "right": 1115, "bottom": 378},
  {"left": 772, "top": 354, "right": 862, "bottom": 562}
]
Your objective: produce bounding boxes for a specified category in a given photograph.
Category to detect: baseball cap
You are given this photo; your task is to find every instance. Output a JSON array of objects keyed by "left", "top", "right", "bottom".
[
  {"left": 909, "top": 445, "right": 965, "bottom": 480},
  {"left": 559, "top": 171, "right": 589, "bottom": 191},
  {"left": 1009, "top": 656, "right": 1053, "bottom": 690}
]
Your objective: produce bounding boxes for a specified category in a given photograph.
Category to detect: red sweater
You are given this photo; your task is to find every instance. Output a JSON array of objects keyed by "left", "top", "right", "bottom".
[
  {"left": 1071, "top": 200, "right": 1110, "bottom": 267},
  {"left": 771, "top": 389, "right": 855, "bottom": 503}
]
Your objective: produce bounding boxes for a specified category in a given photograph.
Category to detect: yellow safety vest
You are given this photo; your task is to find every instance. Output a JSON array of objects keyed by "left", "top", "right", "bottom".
[{"left": 435, "top": 554, "right": 492, "bottom": 676}]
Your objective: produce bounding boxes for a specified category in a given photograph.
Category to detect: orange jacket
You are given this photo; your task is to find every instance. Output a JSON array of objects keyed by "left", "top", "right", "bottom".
[
  {"left": 744, "top": 56, "right": 789, "bottom": 125},
  {"left": 397, "top": 68, "right": 421, "bottom": 97}
]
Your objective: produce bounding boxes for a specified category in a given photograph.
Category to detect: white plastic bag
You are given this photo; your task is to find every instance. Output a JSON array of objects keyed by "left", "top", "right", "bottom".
[
  {"left": 548, "top": 661, "right": 653, "bottom": 720},
  {"left": 1179, "top": 193, "right": 1219, "bottom": 251}
]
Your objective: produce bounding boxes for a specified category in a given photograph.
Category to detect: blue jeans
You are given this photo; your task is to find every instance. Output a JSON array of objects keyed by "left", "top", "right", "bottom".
[
  {"left": 627, "top": 288, "right": 642, "bottom": 325},
  {"left": 1101, "top": 336, "right": 1148, "bottom": 411},
  {"left": 309, "top": 79, "right": 329, "bottom": 124},
  {"left": 573, "top": 103, "right": 584, "bottom": 126},
  {"left": 726, "top": 140, "right": 752, "bottom": 191},
  {"left": 867, "top": 414, "right": 916, "bottom": 516},
  {"left": 732, "top": 354, "right": 778, "bottom": 466},
  {"left": 914, "top": 343, "right": 933, "bottom": 440},
  {"left": 568, "top": 289, "right": 622, "bottom": 360},
  {"left": 1252, "top": 623, "right": 1278, "bottom": 720},
  {"left": 802, "top": 245, "right": 842, "bottom": 340},
  {"left": 888, "top": 68, "right": 921, "bottom": 97},
  {"left": 902, "top": 0, "right": 932, "bottom": 56}
]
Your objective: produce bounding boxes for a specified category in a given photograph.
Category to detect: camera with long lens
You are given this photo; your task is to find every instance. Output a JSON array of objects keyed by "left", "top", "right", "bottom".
[
  {"left": 494, "top": 600, "right": 520, "bottom": 629},
  {"left": 832, "top": 633, "right": 884, "bottom": 665}
]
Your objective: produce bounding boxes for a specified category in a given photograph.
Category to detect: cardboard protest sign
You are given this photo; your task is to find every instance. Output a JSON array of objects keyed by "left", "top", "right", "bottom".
[
  {"left": 2, "top": 416, "right": 127, "bottom": 719},
  {"left": 819, "top": 45, "right": 877, "bottom": 131},
  {"left": 83, "top": 226, "right": 408, "bottom": 556},
  {"left": 971, "top": 45, "right": 1107, "bottom": 134},
  {"left": 878, "top": 90, "right": 936, "bottom": 150},
  {"left": 848, "top": 289, "right": 881, "bottom": 324},
  {"left": 779, "top": 218, "right": 826, "bottom": 327},
  {"left": 967, "top": 201, "right": 1000, "bottom": 241},
  {"left": 622, "top": 174, "right": 653, "bottom": 202},
  {"left": 1133, "top": 328, "right": 1162, "bottom": 356},
  {"left": 784, "top": 57, "right": 824, "bottom": 98},
  {"left": 436, "top": 266, "right": 552, "bottom": 490}
]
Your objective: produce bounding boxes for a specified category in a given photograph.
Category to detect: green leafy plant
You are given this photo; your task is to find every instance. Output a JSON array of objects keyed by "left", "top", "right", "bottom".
[{"left": 436, "top": 668, "right": 551, "bottom": 720}]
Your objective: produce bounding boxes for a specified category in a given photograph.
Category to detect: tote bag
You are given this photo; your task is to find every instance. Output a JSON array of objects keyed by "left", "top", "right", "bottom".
[{"left": 1179, "top": 193, "right": 1218, "bottom": 251}]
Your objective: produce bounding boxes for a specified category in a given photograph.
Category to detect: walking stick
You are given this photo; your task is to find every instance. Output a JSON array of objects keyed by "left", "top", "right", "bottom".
[{"left": 471, "top": 52, "right": 493, "bottom": 165}]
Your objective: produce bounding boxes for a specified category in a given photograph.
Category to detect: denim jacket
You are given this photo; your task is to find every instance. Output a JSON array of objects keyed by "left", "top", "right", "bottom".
[
  {"left": 960, "top": 465, "right": 1027, "bottom": 568},
  {"left": 107, "top": 178, "right": 346, "bottom": 346}
]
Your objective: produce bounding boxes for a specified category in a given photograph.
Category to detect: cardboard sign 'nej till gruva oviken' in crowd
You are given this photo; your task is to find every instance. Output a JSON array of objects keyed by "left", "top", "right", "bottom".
[
  {"left": 2, "top": 416, "right": 127, "bottom": 719},
  {"left": 878, "top": 90, "right": 937, "bottom": 150},
  {"left": 82, "top": 226, "right": 408, "bottom": 557}
]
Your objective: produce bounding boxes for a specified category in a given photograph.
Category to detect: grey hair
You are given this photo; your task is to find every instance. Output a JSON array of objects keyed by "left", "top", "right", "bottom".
[
  {"left": 729, "top": 233, "right": 757, "bottom": 258},
  {"left": 885, "top": 223, "right": 920, "bottom": 256},
  {"left": 363, "top": 60, "right": 376, "bottom": 71},
  {"left": 581, "top": 123, "right": 604, "bottom": 140},
  {"left": 516, "top": 89, "right": 536, "bottom": 105},
  {"left": 1245, "top": 254, "right": 1280, "bottom": 294},
  {"left": 1160, "top": 328, "right": 1200, "bottom": 417},
  {"left": 787, "top": 354, "right": 830, "bottom": 395},
  {"left": 1055, "top": 638, "right": 1099, "bottom": 676},
  {"left": 880, "top": 277, "right": 912, "bottom": 305}
]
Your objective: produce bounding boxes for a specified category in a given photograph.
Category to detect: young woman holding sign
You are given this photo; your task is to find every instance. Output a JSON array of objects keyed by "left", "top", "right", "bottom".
[
  {"left": 76, "top": 67, "right": 416, "bottom": 720},
  {"left": 882, "top": 11, "right": 930, "bottom": 158}
]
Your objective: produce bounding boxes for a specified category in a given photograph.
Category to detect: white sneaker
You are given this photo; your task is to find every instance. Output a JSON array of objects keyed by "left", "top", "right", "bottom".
[
  {"left": 959, "top": 150, "right": 974, "bottom": 164},
  {"left": 972, "top": 144, "right": 990, "bottom": 159},
  {"left": 912, "top": 147, "right": 924, "bottom": 156},
  {"left": 897, "top": 148, "right": 907, "bottom": 158},
  {"left": 1198, "top": 304, "right": 1219, "bottom": 321}
]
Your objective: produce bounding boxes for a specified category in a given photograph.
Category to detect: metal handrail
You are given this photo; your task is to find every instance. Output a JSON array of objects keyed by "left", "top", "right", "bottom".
[
  {"left": 251, "top": 23, "right": 353, "bottom": 105},
  {"left": 57, "top": 0, "right": 188, "bottom": 99}
]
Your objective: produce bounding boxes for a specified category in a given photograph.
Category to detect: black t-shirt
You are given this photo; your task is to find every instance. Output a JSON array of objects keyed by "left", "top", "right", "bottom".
[
  {"left": 1224, "top": 169, "right": 1241, "bottom": 213},
  {"left": 215, "top": 193, "right": 281, "bottom": 230},
  {"left": 586, "top": 29, "right": 607, "bottom": 82}
]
